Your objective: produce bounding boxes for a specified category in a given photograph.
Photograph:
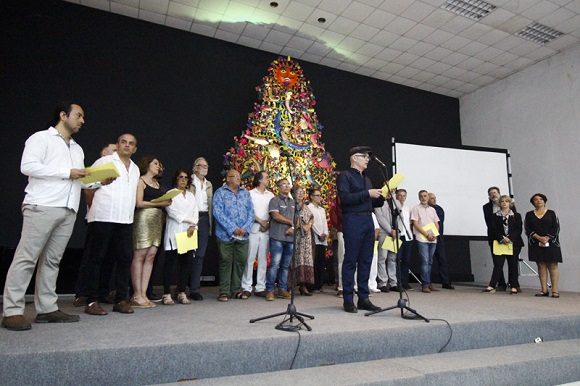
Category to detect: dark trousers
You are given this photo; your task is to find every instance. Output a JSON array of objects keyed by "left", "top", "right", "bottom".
[
  {"left": 432, "top": 236, "right": 451, "bottom": 284},
  {"left": 488, "top": 243, "right": 506, "bottom": 287},
  {"left": 190, "top": 213, "right": 209, "bottom": 293},
  {"left": 75, "top": 225, "right": 115, "bottom": 301},
  {"left": 342, "top": 214, "right": 374, "bottom": 303},
  {"left": 314, "top": 244, "right": 327, "bottom": 290},
  {"left": 76, "top": 222, "right": 133, "bottom": 303},
  {"left": 489, "top": 246, "right": 521, "bottom": 288},
  {"left": 397, "top": 239, "right": 413, "bottom": 286},
  {"left": 163, "top": 249, "right": 193, "bottom": 293}
]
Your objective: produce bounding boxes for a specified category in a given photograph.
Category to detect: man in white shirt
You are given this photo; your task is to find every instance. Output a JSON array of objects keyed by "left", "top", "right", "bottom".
[
  {"left": 75, "top": 133, "right": 140, "bottom": 316},
  {"left": 2, "top": 102, "right": 88, "bottom": 331},
  {"left": 242, "top": 171, "right": 274, "bottom": 298},
  {"left": 187, "top": 157, "right": 213, "bottom": 301},
  {"left": 411, "top": 190, "right": 440, "bottom": 293},
  {"left": 394, "top": 189, "right": 414, "bottom": 290},
  {"left": 307, "top": 188, "right": 329, "bottom": 291}
]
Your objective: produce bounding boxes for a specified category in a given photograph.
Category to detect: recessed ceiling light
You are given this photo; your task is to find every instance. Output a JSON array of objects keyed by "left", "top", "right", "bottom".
[
  {"left": 270, "top": 2, "right": 278, "bottom": 7},
  {"left": 441, "top": 0, "right": 496, "bottom": 21},
  {"left": 516, "top": 22, "right": 563, "bottom": 45},
  {"left": 317, "top": 17, "right": 326, "bottom": 23}
]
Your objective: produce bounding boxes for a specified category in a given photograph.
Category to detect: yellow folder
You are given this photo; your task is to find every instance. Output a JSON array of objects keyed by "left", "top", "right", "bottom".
[
  {"left": 493, "top": 240, "right": 513, "bottom": 255},
  {"left": 176, "top": 230, "right": 198, "bottom": 254},
  {"left": 418, "top": 222, "right": 440, "bottom": 241},
  {"left": 381, "top": 236, "right": 402, "bottom": 252},
  {"left": 80, "top": 162, "right": 120, "bottom": 184},
  {"left": 151, "top": 188, "right": 183, "bottom": 203},
  {"left": 381, "top": 173, "right": 405, "bottom": 198}
]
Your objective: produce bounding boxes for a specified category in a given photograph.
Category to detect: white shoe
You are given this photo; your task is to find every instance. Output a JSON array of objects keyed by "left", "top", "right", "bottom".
[
  {"left": 370, "top": 288, "right": 381, "bottom": 293},
  {"left": 162, "top": 294, "right": 174, "bottom": 305}
]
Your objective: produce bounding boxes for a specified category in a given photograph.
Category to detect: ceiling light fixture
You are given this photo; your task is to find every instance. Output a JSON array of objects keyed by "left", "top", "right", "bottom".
[
  {"left": 270, "top": 2, "right": 278, "bottom": 7},
  {"left": 317, "top": 17, "right": 326, "bottom": 23},
  {"left": 441, "top": 0, "right": 496, "bottom": 21},
  {"left": 516, "top": 22, "right": 563, "bottom": 45}
]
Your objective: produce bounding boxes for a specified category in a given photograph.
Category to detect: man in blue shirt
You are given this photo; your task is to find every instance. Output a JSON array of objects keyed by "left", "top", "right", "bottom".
[
  {"left": 212, "top": 169, "right": 254, "bottom": 301},
  {"left": 337, "top": 146, "right": 385, "bottom": 313}
]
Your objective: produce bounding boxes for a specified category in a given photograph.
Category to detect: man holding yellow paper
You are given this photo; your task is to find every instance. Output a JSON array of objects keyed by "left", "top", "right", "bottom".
[{"left": 411, "top": 190, "right": 440, "bottom": 293}]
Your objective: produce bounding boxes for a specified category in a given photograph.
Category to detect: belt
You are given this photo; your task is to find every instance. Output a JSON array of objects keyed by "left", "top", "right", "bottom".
[{"left": 345, "top": 211, "right": 372, "bottom": 216}]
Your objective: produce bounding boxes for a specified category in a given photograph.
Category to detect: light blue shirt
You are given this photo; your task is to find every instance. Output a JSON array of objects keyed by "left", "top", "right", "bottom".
[{"left": 212, "top": 184, "right": 254, "bottom": 242}]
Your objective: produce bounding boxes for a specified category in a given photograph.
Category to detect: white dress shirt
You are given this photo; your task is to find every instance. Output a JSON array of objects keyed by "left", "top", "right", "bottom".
[
  {"left": 394, "top": 200, "right": 413, "bottom": 240},
  {"left": 164, "top": 190, "right": 199, "bottom": 250},
  {"left": 87, "top": 152, "right": 140, "bottom": 224},
  {"left": 192, "top": 174, "right": 209, "bottom": 212},
  {"left": 249, "top": 188, "right": 275, "bottom": 233},
  {"left": 21, "top": 127, "right": 85, "bottom": 212},
  {"left": 307, "top": 202, "right": 329, "bottom": 246}
]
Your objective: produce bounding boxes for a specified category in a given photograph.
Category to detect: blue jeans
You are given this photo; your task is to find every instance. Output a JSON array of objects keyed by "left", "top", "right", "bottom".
[
  {"left": 266, "top": 239, "right": 293, "bottom": 292},
  {"left": 342, "top": 213, "right": 374, "bottom": 303},
  {"left": 416, "top": 241, "right": 436, "bottom": 286}
]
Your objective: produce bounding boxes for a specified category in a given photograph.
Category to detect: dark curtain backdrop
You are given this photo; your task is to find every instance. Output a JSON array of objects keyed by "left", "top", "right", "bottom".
[{"left": 0, "top": 0, "right": 471, "bottom": 290}]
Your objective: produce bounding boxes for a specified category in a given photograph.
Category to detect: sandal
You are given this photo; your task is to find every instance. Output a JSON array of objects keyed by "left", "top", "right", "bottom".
[
  {"left": 482, "top": 287, "right": 496, "bottom": 293},
  {"left": 233, "top": 291, "right": 244, "bottom": 299},
  {"left": 177, "top": 292, "right": 191, "bottom": 304},
  {"left": 217, "top": 293, "right": 229, "bottom": 302},
  {"left": 241, "top": 291, "right": 251, "bottom": 299},
  {"left": 510, "top": 288, "right": 518, "bottom": 295},
  {"left": 534, "top": 291, "right": 549, "bottom": 297},
  {"left": 130, "top": 297, "right": 153, "bottom": 308},
  {"left": 551, "top": 292, "right": 560, "bottom": 298},
  {"left": 162, "top": 294, "right": 175, "bottom": 305}
]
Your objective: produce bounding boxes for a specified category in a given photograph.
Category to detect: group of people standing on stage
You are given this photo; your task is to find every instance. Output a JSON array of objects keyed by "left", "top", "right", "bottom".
[
  {"left": 0, "top": 102, "right": 565, "bottom": 331},
  {"left": 482, "top": 187, "right": 563, "bottom": 298}
]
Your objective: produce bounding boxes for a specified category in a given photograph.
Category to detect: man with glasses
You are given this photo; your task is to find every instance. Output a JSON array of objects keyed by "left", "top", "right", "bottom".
[
  {"left": 188, "top": 157, "right": 213, "bottom": 300},
  {"left": 337, "top": 146, "right": 385, "bottom": 313}
]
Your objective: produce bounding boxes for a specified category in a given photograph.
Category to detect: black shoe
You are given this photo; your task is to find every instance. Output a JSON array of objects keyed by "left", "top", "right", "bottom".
[
  {"left": 498, "top": 285, "right": 508, "bottom": 292},
  {"left": 402, "top": 284, "right": 412, "bottom": 290},
  {"left": 35, "top": 310, "right": 80, "bottom": 323},
  {"left": 442, "top": 283, "right": 455, "bottom": 290},
  {"left": 378, "top": 286, "right": 390, "bottom": 293},
  {"left": 148, "top": 293, "right": 163, "bottom": 302},
  {"left": 189, "top": 292, "right": 204, "bottom": 301},
  {"left": 357, "top": 298, "right": 381, "bottom": 312},
  {"left": 343, "top": 301, "right": 358, "bottom": 313},
  {"left": 389, "top": 286, "right": 399, "bottom": 291}
]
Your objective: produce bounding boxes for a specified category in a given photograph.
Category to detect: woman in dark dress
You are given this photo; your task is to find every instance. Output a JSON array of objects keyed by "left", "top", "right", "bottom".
[
  {"left": 524, "top": 193, "right": 562, "bottom": 298},
  {"left": 483, "top": 195, "right": 523, "bottom": 294}
]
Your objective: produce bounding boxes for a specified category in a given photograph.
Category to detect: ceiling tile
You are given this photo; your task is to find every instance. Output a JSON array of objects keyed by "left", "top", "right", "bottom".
[
  {"left": 327, "top": 16, "right": 359, "bottom": 34},
  {"left": 286, "top": 35, "right": 315, "bottom": 50},
  {"left": 456, "top": 57, "right": 485, "bottom": 70},
  {"left": 396, "top": 66, "right": 422, "bottom": 77},
  {"left": 412, "top": 70, "right": 437, "bottom": 82},
  {"left": 139, "top": 9, "right": 166, "bottom": 24},
  {"left": 364, "top": 9, "right": 397, "bottom": 29},
  {"left": 237, "top": 35, "right": 262, "bottom": 49},
  {"left": 81, "top": 0, "right": 110, "bottom": 11},
  {"left": 392, "top": 51, "right": 421, "bottom": 65},
  {"left": 282, "top": 46, "right": 306, "bottom": 58},
  {"left": 508, "top": 41, "right": 540, "bottom": 56},
  {"left": 472, "top": 61, "right": 500, "bottom": 74},
  {"left": 320, "top": 29, "right": 346, "bottom": 45},
  {"left": 442, "top": 66, "right": 468, "bottom": 78},
  {"left": 110, "top": 2, "right": 138, "bottom": 17},
  {"left": 215, "top": 28, "right": 240, "bottom": 42},
  {"left": 260, "top": 41, "right": 284, "bottom": 54},
  {"left": 545, "top": 34, "right": 580, "bottom": 50},
  {"left": 422, "top": 28, "right": 454, "bottom": 45},
  {"left": 168, "top": 1, "right": 196, "bottom": 20},
  {"left": 383, "top": 16, "right": 417, "bottom": 34},
  {"left": 284, "top": 1, "right": 315, "bottom": 20},
  {"left": 356, "top": 42, "right": 385, "bottom": 56},
  {"left": 190, "top": 23, "right": 216, "bottom": 36},
  {"left": 306, "top": 41, "right": 332, "bottom": 56},
  {"left": 411, "top": 56, "right": 437, "bottom": 69},
  {"left": 439, "top": 15, "right": 475, "bottom": 34},
  {"left": 556, "top": 14, "right": 580, "bottom": 33},
  {"left": 524, "top": 46, "right": 558, "bottom": 60},
  {"left": 427, "top": 61, "right": 452, "bottom": 74},
  {"left": 339, "top": 61, "right": 361, "bottom": 72},
  {"left": 379, "top": 0, "right": 415, "bottom": 15},
  {"left": 460, "top": 23, "right": 494, "bottom": 40},
  {"left": 294, "top": 0, "right": 323, "bottom": 6},
  {"left": 304, "top": 9, "right": 337, "bottom": 26},
  {"left": 540, "top": 6, "right": 576, "bottom": 26},
  {"left": 492, "top": 35, "right": 527, "bottom": 51},
  {"left": 299, "top": 52, "right": 324, "bottom": 63},
  {"left": 440, "top": 35, "right": 471, "bottom": 50},
  {"left": 165, "top": 15, "right": 192, "bottom": 30},
  {"left": 358, "top": 0, "right": 384, "bottom": 7},
  {"left": 439, "top": 51, "right": 470, "bottom": 65},
  {"left": 375, "top": 47, "right": 405, "bottom": 61},
  {"left": 404, "top": 23, "right": 437, "bottom": 40},
  {"left": 521, "top": 0, "right": 560, "bottom": 20},
  {"left": 565, "top": 0, "right": 580, "bottom": 12},
  {"left": 112, "top": 0, "right": 139, "bottom": 7},
  {"left": 479, "top": 8, "right": 516, "bottom": 28},
  {"left": 381, "top": 62, "right": 406, "bottom": 74},
  {"left": 457, "top": 41, "right": 488, "bottom": 56},
  {"left": 389, "top": 36, "right": 419, "bottom": 51},
  {"left": 219, "top": 20, "right": 247, "bottom": 34},
  {"left": 489, "top": 51, "right": 519, "bottom": 65},
  {"left": 318, "top": 0, "right": 351, "bottom": 13},
  {"left": 342, "top": 1, "right": 375, "bottom": 22},
  {"left": 337, "top": 36, "right": 367, "bottom": 51},
  {"left": 356, "top": 66, "right": 377, "bottom": 76},
  {"left": 424, "top": 46, "right": 454, "bottom": 61},
  {"left": 476, "top": 29, "right": 511, "bottom": 46},
  {"left": 500, "top": 0, "right": 542, "bottom": 14},
  {"left": 319, "top": 57, "right": 342, "bottom": 67},
  {"left": 350, "top": 24, "right": 380, "bottom": 40},
  {"left": 421, "top": 8, "right": 456, "bottom": 29},
  {"left": 265, "top": 29, "right": 293, "bottom": 45},
  {"left": 243, "top": 23, "right": 271, "bottom": 40},
  {"left": 504, "top": 56, "right": 534, "bottom": 70},
  {"left": 401, "top": 2, "right": 436, "bottom": 22},
  {"left": 407, "top": 41, "right": 437, "bottom": 55},
  {"left": 497, "top": 15, "right": 533, "bottom": 34},
  {"left": 475, "top": 46, "right": 504, "bottom": 61},
  {"left": 370, "top": 30, "right": 401, "bottom": 45}
]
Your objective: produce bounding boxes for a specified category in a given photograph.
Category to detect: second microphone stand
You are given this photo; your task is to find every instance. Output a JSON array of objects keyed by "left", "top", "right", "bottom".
[{"left": 364, "top": 157, "right": 429, "bottom": 323}]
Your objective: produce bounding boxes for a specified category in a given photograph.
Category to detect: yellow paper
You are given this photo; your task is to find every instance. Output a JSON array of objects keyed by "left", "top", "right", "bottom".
[
  {"left": 493, "top": 240, "right": 513, "bottom": 255},
  {"left": 374, "top": 240, "right": 378, "bottom": 256},
  {"left": 381, "top": 236, "right": 402, "bottom": 252},
  {"left": 381, "top": 173, "right": 405, "bottom": 197},
  {"left": 418, "top": 222, "right": 440, "bottom": 241},
  {"left": 80, "top": 162, "right": 120, "bottom": 184},
  {"left": 151, "top": 188, "right": 183, "bottom": 203},
  {"left": 176, "top": 230, "right": 198, "bottom": 254}
]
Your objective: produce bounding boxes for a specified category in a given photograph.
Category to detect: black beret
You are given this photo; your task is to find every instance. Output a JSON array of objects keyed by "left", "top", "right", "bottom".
[{"left": 349, "top": 146, "right": 373, "bottom": 156}]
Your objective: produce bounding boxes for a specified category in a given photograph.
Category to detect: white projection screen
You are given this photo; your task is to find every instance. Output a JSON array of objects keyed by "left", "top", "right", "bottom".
[{"left": 393, "top": 142, "right": 510, "bottom": 237}]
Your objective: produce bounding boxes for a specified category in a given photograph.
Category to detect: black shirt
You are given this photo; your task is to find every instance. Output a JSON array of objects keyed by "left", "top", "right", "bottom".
[{"left": 337, "top": 168, "right": 384, "bottom": 214}]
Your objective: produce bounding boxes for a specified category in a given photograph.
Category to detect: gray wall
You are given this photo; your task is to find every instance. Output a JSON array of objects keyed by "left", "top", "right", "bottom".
[{"left": 460, "top": 44, "right": 580, "bottom": 292}]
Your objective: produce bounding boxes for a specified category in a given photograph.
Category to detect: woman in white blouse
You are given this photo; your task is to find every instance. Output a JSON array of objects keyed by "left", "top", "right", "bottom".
[{"left": 162, "top": 169, "right": 199, "bottom": 305}]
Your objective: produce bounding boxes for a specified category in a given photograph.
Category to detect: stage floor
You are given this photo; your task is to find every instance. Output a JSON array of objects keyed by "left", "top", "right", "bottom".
[{"left": 1, "top": 284, "right": 579, "bottom": 385}]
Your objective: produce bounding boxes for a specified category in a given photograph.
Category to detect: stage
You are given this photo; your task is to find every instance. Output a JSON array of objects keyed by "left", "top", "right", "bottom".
[{"left": 1, "top": 285, "right": 579, "bottom": 385}]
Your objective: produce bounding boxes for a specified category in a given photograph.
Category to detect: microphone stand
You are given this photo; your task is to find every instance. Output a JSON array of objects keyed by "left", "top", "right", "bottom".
[
  {"left": 250, "top": 154, "right": 314, "bottom": 331},
  {"left": 364, "top": 156, "right": 429, "bottom": 323}
]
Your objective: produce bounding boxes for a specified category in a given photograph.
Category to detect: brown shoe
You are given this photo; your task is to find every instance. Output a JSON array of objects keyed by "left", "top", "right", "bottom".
[
  {"left": 1, "top": 315, "right": 31, "bottom": 331},
  {"left": 254, "top": 290, "right": 267, "bottom": 297},
  {"left": 112, "top": 300, "right": 134, "bottom": 314},
  {"left": 85, "top": 301, "right": 108, "bottom": 316},
  {"left": 265, "top": 291, "right": 275, "bottom": 301},
  {"left": 73, "top": 296, "right": 88, "bottom": 307},
  {"left": 35, "top": 310, "right": 80, "bottom": 323},
  {"left": 422, "top": 286, "right": 431, "bottom": 293},
  {"left": 428, "top": 285, "right": 439, "bottom": 292},
  {"left": 277, "top": 289, "right": 291, "bottom": 299}
]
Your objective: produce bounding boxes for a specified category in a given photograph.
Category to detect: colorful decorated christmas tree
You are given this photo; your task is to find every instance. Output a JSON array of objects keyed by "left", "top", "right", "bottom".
[{"left": 223, "top": 56, "right": 336, "bottom": 208}]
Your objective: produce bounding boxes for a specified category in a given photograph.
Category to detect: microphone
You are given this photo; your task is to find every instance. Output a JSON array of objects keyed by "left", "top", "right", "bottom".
[{"left": 373, "top": 155, "right": 387, "bottom": 168}]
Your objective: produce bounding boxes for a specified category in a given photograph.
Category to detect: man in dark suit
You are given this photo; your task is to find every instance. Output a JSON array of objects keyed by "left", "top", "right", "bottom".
[{"left": 483, "top": 186, "right": 506, "bottom": 290}]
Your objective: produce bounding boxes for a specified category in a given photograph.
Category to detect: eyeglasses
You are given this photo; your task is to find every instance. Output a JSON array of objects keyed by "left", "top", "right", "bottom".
[
  {"left": 177, "top": 176, "right": 189, "bottom": 179},
  {"left": 353, "top": 153, "right": 370, "bottom": 160}
]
